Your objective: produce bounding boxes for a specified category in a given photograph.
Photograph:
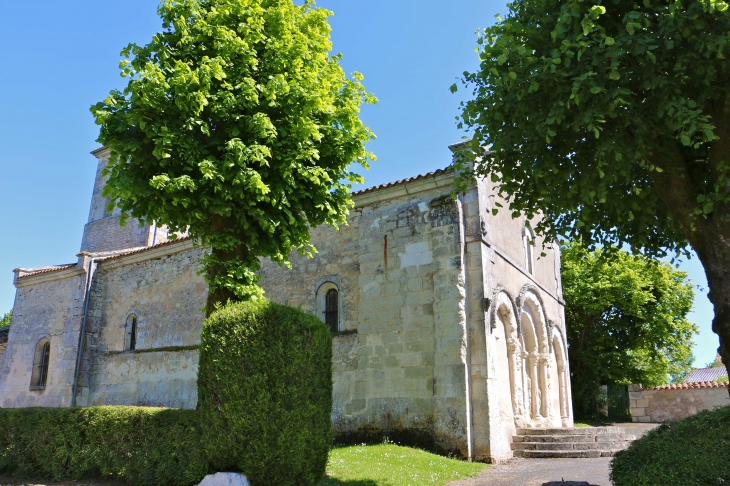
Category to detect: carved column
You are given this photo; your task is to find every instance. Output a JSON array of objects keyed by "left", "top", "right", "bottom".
[
  {"left": 526, "top": 353, "right": 540, "bottom": 420},
  {"left": 557, "top": 363, "right": 567, "bottom": 420},
  {"left": 538, "top": 353, "right": 551, "bottom": 419}
]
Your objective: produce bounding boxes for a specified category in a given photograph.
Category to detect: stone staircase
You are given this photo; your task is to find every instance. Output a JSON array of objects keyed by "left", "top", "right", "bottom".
[{"left": 512, "top": 427, "right": 635, "bottom": 458}]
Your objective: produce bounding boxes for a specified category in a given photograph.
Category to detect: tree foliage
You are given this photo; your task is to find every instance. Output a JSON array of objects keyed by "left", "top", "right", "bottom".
[
  {"left": 562, "top": 241, "right": 697, "bottom": 417},
  {"left": 0, "top": 311, "right": 11, "bottom": 328},
  {"left": 91, "top": 0, "right": 375, "bottom": 312},
  {"left": 453, "top": 0, "right": 730, "bottom": 379}
]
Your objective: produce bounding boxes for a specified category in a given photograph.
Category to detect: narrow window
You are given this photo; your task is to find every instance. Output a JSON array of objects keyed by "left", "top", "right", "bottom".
[
  {"left": 30, "top": 338, "right": 50, "bottom": 390},
  {"left": 124, "top": 313, "right": 138, "bottom": 351},
  {"left": 325, "top": 288, "right": 339, "bottom": 333},
  {"left": 524, "top": 226, "right": 535, "bottom": 275}
]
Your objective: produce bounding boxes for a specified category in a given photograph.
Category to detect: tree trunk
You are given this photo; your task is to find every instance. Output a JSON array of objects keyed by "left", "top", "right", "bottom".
[
  {"left": 205, "top": 215, "right": 247, "bottom": 317},
  {"left": 650, "top": 129, "right": 730, "bottom": 392}
]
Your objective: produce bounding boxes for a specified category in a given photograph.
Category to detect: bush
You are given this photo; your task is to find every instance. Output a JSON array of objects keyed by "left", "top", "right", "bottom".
[
  {"left": 198, "top": 299, "right": 333, "bottom": 486},
  {"left": 611, "top": 405, "right": 730, "bottom": 485},
  {"left": 0, "top": 407, "right": 207, "bottom": 485}
]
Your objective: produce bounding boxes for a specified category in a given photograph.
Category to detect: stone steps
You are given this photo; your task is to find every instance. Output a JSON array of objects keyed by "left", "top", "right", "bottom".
[{"left": 512, "top": 427, "right": 635, "bottom": 459}]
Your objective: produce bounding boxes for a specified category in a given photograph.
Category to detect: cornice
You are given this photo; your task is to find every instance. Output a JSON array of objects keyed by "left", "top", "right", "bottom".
[
  {"left": 353, "top": 171, "right": 456, "bottom": 208},
  {"left": 98, "top": 239, "right": 196, "bottom": 271},
  {"left": 14, "top": 266, "right": 86, "bottom": 288}
]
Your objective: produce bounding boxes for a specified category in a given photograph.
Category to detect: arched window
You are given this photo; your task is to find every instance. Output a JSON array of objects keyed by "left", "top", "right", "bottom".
[
  {"left": 124, "top": 313, "right": 138, "bottom": 351},
  {"left": 316, "top": 281, "right": 341, "bottom": 333},
  {"left": 325, "top": 288, "right": 339, "bottom": 333},
  {"left": 523, "top": 225, "right": 535, "bottom": 275},
  {"left": 30, "top": 338, "right": 50, "bottom": 390}
]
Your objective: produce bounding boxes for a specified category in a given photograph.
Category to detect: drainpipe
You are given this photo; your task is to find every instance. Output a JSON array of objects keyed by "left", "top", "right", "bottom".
[
  {"left": 457, "top": 193, "right": 474, "bottom": 461},
  {"left": 71, "top": 256, "right": 98, "bottom": 408}
]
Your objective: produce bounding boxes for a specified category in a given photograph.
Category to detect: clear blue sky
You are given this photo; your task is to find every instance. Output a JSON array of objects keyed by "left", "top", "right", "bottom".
[{"left": 0, "top": 1, "right": 719, "bottom": 367}]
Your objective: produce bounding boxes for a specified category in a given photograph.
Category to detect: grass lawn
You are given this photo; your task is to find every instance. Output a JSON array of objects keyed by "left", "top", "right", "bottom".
[{"left": 318, "top": 443, "right": 488, "bottom": 486}]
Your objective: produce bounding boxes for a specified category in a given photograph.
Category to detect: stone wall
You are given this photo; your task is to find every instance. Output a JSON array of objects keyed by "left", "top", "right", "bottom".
[
  {"left": 0, "top": 266, "right": 87, "bottom": 408},
  {"left": 80, "top": 148, "right": 169, "bottom": 254},
  {"left": 259, "top": 172, "right": 471, "bottom": 456},
  {"left": 76, "top": 241, "right": 207, "bottom": 409},
  {"left": 629, "top": 382, "right": 730, "bottom": 422}
]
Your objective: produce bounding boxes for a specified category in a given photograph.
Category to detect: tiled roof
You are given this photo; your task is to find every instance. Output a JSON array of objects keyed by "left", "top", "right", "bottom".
[
  {"left": 0, "top": 327, "right": 8, "bottom": 344},
  {"left": 352, "top": 168, "right": 452, "bottom": 196},
  {"left": 684, "top": 366, "right": 728, "bottom": 384},
  {"left": 97, "top": 237, "right": 192, "bottom": 263},
  {"left": 646, "top": 381, "right": 729, "bottom": 391},
  {"left": 17, "top": 264, "right": 78, "bottom": 279}
]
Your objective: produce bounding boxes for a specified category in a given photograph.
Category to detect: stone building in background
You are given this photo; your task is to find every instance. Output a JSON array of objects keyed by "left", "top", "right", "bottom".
[{"left": 0, "top": 145, "right": 572, "bottom": 462}]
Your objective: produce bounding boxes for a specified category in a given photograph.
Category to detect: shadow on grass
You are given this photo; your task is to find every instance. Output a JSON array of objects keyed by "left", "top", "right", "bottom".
[{"left": 318, "top": 477, "right": 378, "bottom": 486}]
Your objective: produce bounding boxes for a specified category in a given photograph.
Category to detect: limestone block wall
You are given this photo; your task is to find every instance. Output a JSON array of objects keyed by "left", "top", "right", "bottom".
[
  {"left": 77, "top": 242, "right": 207, "bottom": 409},
  {"left": 80, "top": 215, "right": 158, "bottom": 253},
  {"left": 80, "top": 148, "right": 169, "bottom": 253},
  {"left": 629, "top": 382, "right": 730, "bottom": 422},
  {"left": 259, "top": 173, "right": 472, "bottom": 457},
  {"left": 0, "top": 267, "right": 87, "bottom": 408}
]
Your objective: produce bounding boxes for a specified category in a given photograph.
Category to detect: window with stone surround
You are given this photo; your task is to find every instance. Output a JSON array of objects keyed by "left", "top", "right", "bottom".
[
  {"left": 29, "top": 338, "right": 50, "bottom": 390},
  {"left": 523, "top": 224, "right": 535, "bottom": 275},
  {"left": 316, "top": 282, "right": 341, "bottom": 333},
  {"left": 124, "top": 313, "right": 138, "bottom": 351}
]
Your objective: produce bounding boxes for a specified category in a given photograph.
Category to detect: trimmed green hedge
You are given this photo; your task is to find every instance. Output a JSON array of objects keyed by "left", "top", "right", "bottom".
[
  {"left": 198, "top": 299, "right": 333, "bottom": 486},
  {"left": 0, "top": 299, "right": 333, "bottom": 486},
  {"left": 0, "top": 407, "right": 207, "bottom": 485},
  {"left": 611, "top": 405, "right": 730, "bottom": 485}
]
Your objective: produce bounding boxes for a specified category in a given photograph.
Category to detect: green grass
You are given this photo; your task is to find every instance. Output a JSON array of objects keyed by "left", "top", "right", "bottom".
[{"left": 318, "top": 444, "right": 488, "bottom": 486}]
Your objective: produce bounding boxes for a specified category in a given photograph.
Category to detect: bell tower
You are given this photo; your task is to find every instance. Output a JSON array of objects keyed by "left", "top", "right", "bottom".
[{"left": 79, "top": 147, "right": 168, "bottom": 253}]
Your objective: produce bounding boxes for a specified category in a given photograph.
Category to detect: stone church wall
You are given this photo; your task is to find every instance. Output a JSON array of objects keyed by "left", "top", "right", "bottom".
[
  {"left": 76, "top": 242, "right": 207, "bottom": 409},
  {"left": 0, "top": 267, "right": 87, "bottom": 408},
  {"left": 259, "top": 172, "right": 473, "bottom": 456}
]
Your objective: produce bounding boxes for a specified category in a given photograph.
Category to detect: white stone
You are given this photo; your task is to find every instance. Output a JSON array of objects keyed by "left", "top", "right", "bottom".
[{"left": 197, "top": 472, "right": 250, "bottom": 486}]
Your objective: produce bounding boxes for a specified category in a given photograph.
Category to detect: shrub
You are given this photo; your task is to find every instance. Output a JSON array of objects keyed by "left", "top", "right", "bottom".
[
  {"left": 198, "top": 299, "right": 333, "bottom": 486},
  {"left": 0, "top": 407, "right": 207, "bottom": 485},
  {"left": 611, "top": 405, "right": 730, "bottom": 485}
]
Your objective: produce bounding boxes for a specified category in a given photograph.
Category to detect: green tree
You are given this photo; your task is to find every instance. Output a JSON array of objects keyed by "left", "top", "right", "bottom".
[
  {"left": 454, "top": 0, "right": 730, "bottom": 382},
  {"left": 0, "top": 311, "right": 11, "bottom": 328},
  {"left": 91, "top": 0, "right": 375, "bottom": 314},
  {"left": 562, "top": 242, "right": 697, "bottom": 417}
]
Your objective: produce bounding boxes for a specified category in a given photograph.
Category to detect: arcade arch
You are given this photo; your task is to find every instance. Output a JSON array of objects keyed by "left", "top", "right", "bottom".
[{"left": 490, "top": 287, "right": 565, "bottom": 428}]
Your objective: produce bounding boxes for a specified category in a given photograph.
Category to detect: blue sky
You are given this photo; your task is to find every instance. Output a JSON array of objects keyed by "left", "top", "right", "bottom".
[{"left": 0, "top": 0, "right": 719, "bottom": 367}]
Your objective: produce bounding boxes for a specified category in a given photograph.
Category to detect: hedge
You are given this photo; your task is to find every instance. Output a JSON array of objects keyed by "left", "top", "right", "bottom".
[
  {"left": 0, "top": 299, "right": 333, "bottom": 486},
  {"left": 0, "top": 407, "right": 207, "bottom": 485},
  {"left": 611, "top": 405, "right": 730, "bottom": 485},
  {"left": 198, "top": 299, "right": 333, "bottom": 486}
]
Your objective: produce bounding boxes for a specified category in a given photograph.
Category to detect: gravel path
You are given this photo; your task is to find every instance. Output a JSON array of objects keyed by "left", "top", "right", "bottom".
[{"left": 446, "top": 457, "right": 612, "bottom": 486}]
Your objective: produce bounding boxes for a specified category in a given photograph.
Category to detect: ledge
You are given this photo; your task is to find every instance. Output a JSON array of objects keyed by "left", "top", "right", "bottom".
[
  {"left": 332, "top": 329, "right": 358, "bottom": 337},
  {"left": 105, "top": 345, "right": 200, "bottom": 356}
]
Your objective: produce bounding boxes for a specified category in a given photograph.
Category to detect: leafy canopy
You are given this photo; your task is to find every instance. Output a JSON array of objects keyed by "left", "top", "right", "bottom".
[
  {"left": 561, "top": 241, "right": 697, "bottom": 416},
  {"left": 453, "top": 0, "right": 730, "bottom": 256},
  {"left": 91, "top": 0, "right": 375, "bottom": 302},
  {"left": 0, "top": 311, "right": 11, "bottom": 328}
]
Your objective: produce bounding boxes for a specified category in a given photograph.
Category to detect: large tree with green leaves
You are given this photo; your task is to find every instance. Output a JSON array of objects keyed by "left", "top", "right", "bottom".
[
  {"left": 91, "top": 0, "right": 375, "bottom": 314},
  {"left": 0, "top": 311, "right": 11, "bottom": 328},
  {"left": 454, "top": 0, "right": 730, "bottom": 382},
  {"left": 562, "top": 242, "right": 696, "bottom": 416}
]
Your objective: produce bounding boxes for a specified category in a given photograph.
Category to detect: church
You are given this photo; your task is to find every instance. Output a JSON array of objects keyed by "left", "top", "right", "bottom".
[{"left": 0, "top": 144, "right": 573, "bottom": 462}]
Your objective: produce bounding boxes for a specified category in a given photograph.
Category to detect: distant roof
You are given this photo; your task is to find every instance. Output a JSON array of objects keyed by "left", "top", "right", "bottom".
[
  {"left": 352, "top": 168, "right": 452, "bottom": 196},
  {"left": 648, "top": 380, "right": 728, "bottom": 391},
  {"left": 684, "top": 366, "right": 728, "bottom": 384},
  {"left": 0, "top": 327, "right": 8, "bottom": 344}
]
